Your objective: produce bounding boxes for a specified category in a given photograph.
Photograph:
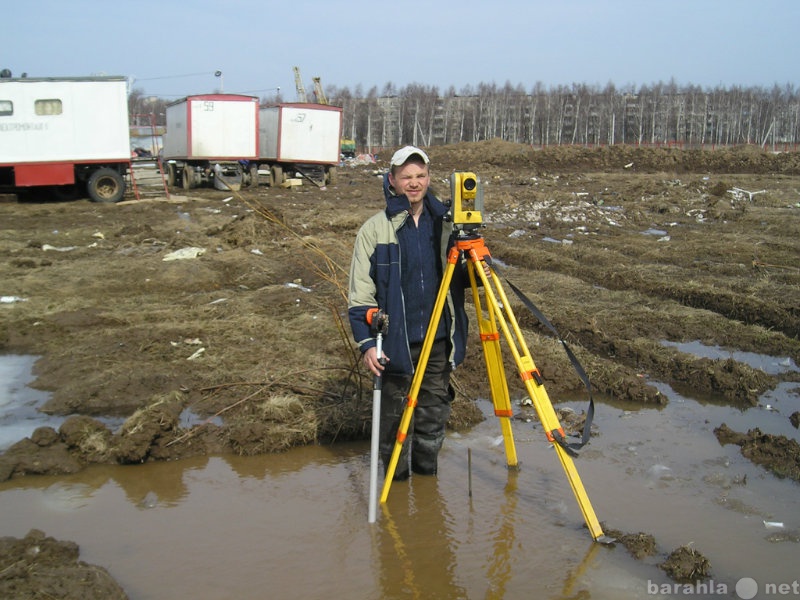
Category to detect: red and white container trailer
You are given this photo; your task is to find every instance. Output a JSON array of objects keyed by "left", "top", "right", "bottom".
[
  {"left": 0, "top": 74, "right": 131, "bottom": 202},
  {"left": 161, "top": 93, "right": 259, "bottom": 191},
  {"left": 256, "top": 102, "right": 342, "bottom": 187}
]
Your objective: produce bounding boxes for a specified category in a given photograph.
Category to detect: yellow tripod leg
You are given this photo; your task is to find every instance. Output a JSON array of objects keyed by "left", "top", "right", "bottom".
[
  {"left": 522, "top": 376, "right": 605, "bottom": 540},
  {"left": 471, "top": 249, "right": 605, "bottom": 541},
  {"left": 380, "top": 247, "right": 461, "bottom": 503},
  {"left": 466, "top": 259, "right": 519, "bottom": 468},
  {"left": 491, "top": 274, "right": 567, "bottom": 437}
]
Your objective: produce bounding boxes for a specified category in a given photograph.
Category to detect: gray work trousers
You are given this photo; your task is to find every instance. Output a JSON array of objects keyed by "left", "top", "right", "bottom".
[{"left": 380, "top": 339, "right": 454, "bottom": 478}]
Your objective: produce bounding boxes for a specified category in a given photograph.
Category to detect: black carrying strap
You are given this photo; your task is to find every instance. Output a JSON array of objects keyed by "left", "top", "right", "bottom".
[{"left": 484, "top": 256, "right": 595, "bottom": 456}]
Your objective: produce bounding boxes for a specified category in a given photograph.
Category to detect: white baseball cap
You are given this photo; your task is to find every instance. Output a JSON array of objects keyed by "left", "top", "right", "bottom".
[{"left": 390, "top": 145, "right": 430, "bottom": 167}]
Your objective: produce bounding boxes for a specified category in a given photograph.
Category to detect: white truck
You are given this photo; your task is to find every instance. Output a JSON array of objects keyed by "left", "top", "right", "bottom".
[
  {"left": 256, "top": 102, "right": 342, "bottom": 187},
  {"left": 161, "top": 94, "right": 259, "bottom": 191},
  {"left": 0, "top": 74, "right": 131, "bottom": 202}
]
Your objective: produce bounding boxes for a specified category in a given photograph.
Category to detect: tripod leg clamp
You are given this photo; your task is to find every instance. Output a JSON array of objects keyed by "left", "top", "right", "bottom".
[{"left": 521, "top": 367, "right": 544, "bottom": 386}]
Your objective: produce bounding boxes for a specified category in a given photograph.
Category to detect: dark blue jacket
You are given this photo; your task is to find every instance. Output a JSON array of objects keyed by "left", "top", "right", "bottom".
[{"left": 348, "top": 174, "right": 468, "bottom": 375}]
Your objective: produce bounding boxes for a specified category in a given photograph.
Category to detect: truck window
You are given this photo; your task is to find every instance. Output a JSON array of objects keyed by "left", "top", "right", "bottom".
[
  {"left": 0, "top": 100, "right": 12, "bottom": 116},
  {"left": 35, "top": 99, "right": 62, "bottom": 116}
]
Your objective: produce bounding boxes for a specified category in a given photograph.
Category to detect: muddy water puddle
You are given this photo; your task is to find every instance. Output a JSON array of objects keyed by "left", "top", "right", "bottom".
[{"left": 2, "top": 378, "right": 800, "bottom": 599}]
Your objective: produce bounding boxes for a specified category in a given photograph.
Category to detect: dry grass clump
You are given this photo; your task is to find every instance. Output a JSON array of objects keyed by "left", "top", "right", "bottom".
[
  {"left": 224, "top": 393, "right": 320, "bottom": 455},
  {"left": 258, "top": 394, "right": 307, "bottom": 421}
]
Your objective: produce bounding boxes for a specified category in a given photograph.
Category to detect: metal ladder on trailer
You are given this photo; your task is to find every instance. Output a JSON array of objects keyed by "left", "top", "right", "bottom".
[{"left": 127, "top": 113, "right": 169, "bottom": 201}]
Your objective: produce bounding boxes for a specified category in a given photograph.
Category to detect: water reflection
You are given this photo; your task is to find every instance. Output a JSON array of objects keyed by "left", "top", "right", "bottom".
[
  {"left": 17, "top": 457, "right": 203, "bottom": 511},
  {"left": 483, "top": 475, "right": 518, "bottom": 599},
  {"left": 378, "top": 478, "right": 465, "bottom": 599}
]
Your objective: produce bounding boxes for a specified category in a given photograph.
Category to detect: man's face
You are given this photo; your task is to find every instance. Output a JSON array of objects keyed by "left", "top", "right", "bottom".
[{"left": 389, "top": 160, "right": 430, "bottom": 206}]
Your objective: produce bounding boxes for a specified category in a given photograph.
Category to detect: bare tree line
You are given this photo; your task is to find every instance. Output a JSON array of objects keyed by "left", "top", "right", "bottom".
[
  {"left": 129, "top": 80, "right": 799, "bottom": 152},
  {"left": 326, "top": 80, "right": 799, "bottom": 152}
]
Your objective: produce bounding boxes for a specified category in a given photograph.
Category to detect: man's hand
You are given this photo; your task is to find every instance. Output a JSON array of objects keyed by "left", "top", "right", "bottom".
[{"left": 363, "top": 346, "right": 389, "bottom": 377}]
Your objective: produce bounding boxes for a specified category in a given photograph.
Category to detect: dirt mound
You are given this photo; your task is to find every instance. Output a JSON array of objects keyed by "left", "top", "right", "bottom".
[
  {"left": 0, "top": 529, "right": 128, "bottom": 599},
  {"left": 423, "top": 138, "right": 800, "bottom": 177},
  {"left": 714, "top": 423, "right": 800, "bottom": 481},
  {"left": 604, "top": 526, "right": 713, "bottom": 585},
  {"left": 660, "top": 544, "right": 713, "bottom": 583}
]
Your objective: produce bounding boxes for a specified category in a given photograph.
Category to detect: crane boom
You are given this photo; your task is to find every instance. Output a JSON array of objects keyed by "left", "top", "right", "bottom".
[
  {"left": 293, "top": 66, "right": 307, "bottom": 103},
  {"left": 312, "top": 77, "right": 328, "bottom": 105}
]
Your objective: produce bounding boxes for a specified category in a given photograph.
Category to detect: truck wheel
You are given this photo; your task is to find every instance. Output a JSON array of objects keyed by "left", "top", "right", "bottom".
[
  {"left": 325, "top": 166, "right": 337, "bottom": 186},
  {"left": 270, "top": 165, "right": 283, "bottom": 187},
  {"left": 182, "top": 166, "right": 194, "bottom": 190},
  {"left": 87, "top": 168, "right": 126, "bottom": 203},
  {"left": 164, "top": 162, "right": 176, "bottom": 187},
  {"left": 249, "top": 163, "right": 259, "bottom": 188}
]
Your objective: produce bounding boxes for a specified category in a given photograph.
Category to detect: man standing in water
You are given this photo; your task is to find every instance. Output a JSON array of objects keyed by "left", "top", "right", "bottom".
[{"left": 348, "top": 146, "right": 469, "bottom": 480}]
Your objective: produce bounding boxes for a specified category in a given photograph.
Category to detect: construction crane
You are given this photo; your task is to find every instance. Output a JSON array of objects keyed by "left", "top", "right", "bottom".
[
  {"left": 312, "top": 77, "right": 328, "bottom": 105},
  {"left": 293, "top": 66, "right": 307, "bottom": 103}
]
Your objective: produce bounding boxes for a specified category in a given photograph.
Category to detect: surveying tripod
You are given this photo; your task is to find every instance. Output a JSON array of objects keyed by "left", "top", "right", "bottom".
[{"left": 379, "top": 172, "right": 609, "bottom": 543}]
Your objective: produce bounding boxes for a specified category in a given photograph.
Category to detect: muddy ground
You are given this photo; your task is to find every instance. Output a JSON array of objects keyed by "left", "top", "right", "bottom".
[{"left": 2, "top": 140, "right": 800, "bottom": 594}]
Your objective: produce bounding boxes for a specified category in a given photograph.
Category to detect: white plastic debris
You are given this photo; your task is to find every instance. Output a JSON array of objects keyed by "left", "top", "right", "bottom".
[
  {"left": 1, "top": 296, "right": 28, "bottom": 303},
  {"left": 647, "top": 464, "right": 673, "bottom": 480},
  {"left": 162, "top": 247, "right": 206, "bottom": 261},
  {"left": 42, "top": 244, "right": 77, "bottom": 252},
  {"left": 763, "top": 520, "right": 784, "bottom": 529},
  {"left": 731, "top": 188, "right": 766, "bottom": 202},
  {"left": 285, "top": 281, "right": 312, "bottom": 293},
  {"left": 187, "top": 348, "right": 205, "bottom": 361}
]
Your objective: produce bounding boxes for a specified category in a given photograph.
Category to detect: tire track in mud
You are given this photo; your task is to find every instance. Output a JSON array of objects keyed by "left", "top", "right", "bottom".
[{"left": 484, "top": 208, "right": 800, "bottom": 408}]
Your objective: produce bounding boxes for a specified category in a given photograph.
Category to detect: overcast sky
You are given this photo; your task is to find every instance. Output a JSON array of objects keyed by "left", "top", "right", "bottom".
[{"left": 4, "top": 0, "right": 797, "bottom": 100}]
